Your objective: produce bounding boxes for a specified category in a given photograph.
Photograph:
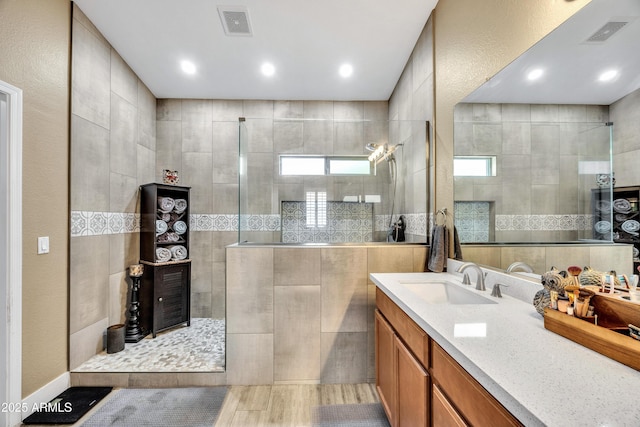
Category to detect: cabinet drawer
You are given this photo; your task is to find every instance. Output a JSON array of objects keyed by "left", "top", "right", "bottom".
[
  {"left": 431, "top": 342, "right": 521, "bottom": 427},
  {"left": 376, "top": 288, "right": 428, "bottom": 367},
  {"left": 432, "top": 384, "right": 467, "bottom": 427}
]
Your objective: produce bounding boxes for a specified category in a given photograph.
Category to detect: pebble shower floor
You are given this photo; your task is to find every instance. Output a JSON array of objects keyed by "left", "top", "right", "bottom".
[{"left": 73, "top": 318, "right": 225, "bottom": 372}]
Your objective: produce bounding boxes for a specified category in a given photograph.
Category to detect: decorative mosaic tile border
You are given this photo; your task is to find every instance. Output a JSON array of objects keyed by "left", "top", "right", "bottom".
[
  {"left": 71, "top": 211, "right": 428, "bottom": 237},
  {"left": 495, "top": 214, "right": 594, "bottom": 231},
  {"left": 281, "top": 201, "right": 373, "bottom": 243},
  {"left": 71, "top": 211, "right": 140, "bottom": 237}
]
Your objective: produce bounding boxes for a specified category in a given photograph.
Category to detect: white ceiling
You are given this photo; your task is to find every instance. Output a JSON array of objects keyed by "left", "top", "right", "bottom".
[
  {"left": 464, "top": 0, "right": 640, "bottom": 105},
  {"left": 73, "top": 0, "right": 438, "bottom": 101}
]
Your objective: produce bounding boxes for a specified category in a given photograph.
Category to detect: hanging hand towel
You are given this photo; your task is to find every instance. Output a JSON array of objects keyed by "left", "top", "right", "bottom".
[
  {"left": 453, "top": 226, "right": 463, "bottom": 261},
  {"left": 427, "top": 224, "right": 449, "bottom": 273}
]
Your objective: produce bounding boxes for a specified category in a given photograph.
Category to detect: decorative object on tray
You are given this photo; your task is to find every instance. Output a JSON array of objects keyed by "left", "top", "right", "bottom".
[
  {"left": 595, "top": 173, "right": 615, "bottom": 188},
  {"left": 173, "top": 220, "right": 187, "bottom": 235},
  {"left": 577, "top": 266, "right": 621, "bottom": 289},
  {"left": 158, "top": 196, "right": 175, "bottom": 212},
  {"left": 162, "top": 169, "right": 180, "bottom": 185},
  {"left": 533, "top": 289, "right": 551, "bottom": 315},
  {"left": 613, "top": 198, "right": 632, "bottom": 214},
  {"left": 541, "top": 267, "right": 566, "bottom": 293}
]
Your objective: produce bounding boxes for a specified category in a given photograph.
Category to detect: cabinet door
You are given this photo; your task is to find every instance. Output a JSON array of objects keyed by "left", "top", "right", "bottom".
[
  {"left": 155, "top": 264, "right": 189, "bottom": 331},
  {"left": 432, "top": 343, "right": 521, "bottom": 427},
  {"left": 432, "top": 384, "right": 468, "bottom": 427},
  {"left": 395, "top": 335, "right": 429, "bottom": 427},
  {"left": 375, "top": 310, "right": 397, "bottom": 426}
]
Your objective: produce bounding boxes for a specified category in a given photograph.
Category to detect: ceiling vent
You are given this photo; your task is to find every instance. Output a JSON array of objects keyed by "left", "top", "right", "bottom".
[
  {"left": 585, "top": 21, "right": 628, "bottom": 42},
  {"left": 218, "top": 6, "right": 252, "bottom": 36}
]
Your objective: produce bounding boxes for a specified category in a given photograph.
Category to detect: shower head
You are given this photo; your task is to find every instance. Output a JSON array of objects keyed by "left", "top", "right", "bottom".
[
  {"left": 365, "top": 142, "right": 380, "bottom": 152},
  {"left": 367, "top": 143, "right": 403, "bottom": 164}
]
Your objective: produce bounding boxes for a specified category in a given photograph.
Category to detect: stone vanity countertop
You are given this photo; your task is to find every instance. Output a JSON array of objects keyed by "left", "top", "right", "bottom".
[{"left": 370, "top": 271, "right": 640, "bottom": 427}]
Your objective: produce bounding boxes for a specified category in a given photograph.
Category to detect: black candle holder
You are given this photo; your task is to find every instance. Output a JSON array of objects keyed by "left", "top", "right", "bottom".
[{"left": 125, "top": 264, "right": 147, "bottom": 343}]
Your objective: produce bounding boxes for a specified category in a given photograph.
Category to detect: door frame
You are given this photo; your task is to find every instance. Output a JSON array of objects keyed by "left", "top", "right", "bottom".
[{"left": 1, "top": 80, "right": 23, "bottom": 427}]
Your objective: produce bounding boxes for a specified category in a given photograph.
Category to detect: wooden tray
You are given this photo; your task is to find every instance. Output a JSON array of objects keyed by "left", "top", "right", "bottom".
[{"left": 544, "top": 300, "right": 640, "bottom": 371}]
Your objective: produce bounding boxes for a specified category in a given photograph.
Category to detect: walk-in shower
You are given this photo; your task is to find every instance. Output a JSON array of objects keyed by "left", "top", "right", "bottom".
[
  {"left": 365, "top": 142, "right": 406, "bottom": 241},
  {"left": 238, "top": 116, "right": 429, "bottom": 244}
]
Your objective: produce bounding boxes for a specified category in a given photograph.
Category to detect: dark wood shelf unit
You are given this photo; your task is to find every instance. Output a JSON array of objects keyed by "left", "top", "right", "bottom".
[
  {"left": 139, "top": 260, "right": 191, "bottom": 338},
  {"left": 592, "top": 185, "right": 640, "bottom": 272},
  {"left": 138, "top": 183, "right": 192, "bottom": 338}
]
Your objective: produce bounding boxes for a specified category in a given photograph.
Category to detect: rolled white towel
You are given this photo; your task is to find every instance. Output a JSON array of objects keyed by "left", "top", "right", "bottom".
[
  {"left": 158, "top": 197, "right": 175, "bottom": 212},
  {"left": 174, "top": 199, "right": 187, "bottom": 213},
  {"left": 156, "top": 220, "right": 168, "bottom": 235},
  {"left": 157, "top": 232, "right": 180, "bottom": 243},
  {"left": 170, "top": 245, "right": 188, "bottom": 260},
  {"left": 173, "top": 220, "right": 187, "bottom": 235},
  {"left": 156, "top": 247, "right": 172, "bottom": 263}
]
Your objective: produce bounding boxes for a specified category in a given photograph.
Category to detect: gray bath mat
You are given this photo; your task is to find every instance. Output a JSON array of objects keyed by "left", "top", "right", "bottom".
[
  {"left": 81, "top": 387, "right": 227, "bottom": 426},
  {"left": 311, "top": 403, "right": 390, "bottom": 427}
]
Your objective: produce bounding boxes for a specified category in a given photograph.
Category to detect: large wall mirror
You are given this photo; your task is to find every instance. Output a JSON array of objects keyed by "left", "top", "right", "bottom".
[{"left": 454, "top": 0, "right": 640, "bottom": 245}]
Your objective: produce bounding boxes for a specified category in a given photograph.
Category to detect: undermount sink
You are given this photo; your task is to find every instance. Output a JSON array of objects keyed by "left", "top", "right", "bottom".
[{"left": 400, "top": 281, "right": 497, "bottom": 305}]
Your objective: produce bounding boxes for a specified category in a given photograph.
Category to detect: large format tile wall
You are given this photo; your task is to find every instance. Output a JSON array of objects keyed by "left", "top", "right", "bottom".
[
  {"left": 225, "top": 244, "right": 428, "bottom": 385},
  {"left": 611, "top": 86, "right": 640, "bottom": 187},
  {"left": 69, "top": 5, "right": 435, "bottom": 371},
  {"left": 69, "top": 5, "right": 156, "bottom": 369},
  {"left": 454, "top": 103, "right": 610, "bottom": 242},
  {"left": 461, "top": 243, "right": 632, "bottom": 277}
]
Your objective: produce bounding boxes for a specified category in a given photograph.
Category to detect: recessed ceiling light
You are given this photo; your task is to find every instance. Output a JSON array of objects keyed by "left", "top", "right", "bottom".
[
  {"left": 180, "top": 60, "right": 197, "bottom": 75},
  {"left": 598, "top": 69, "right": 618, "bottom": 82},
  {"left": 339, "top": 64, "right": 353, "bottom": 78},
  {"left": 261, "top": 62, "right": 275, "bottom": 77},
  {"left": 527, "top": 68, "right": 544, "bottom": 81}
]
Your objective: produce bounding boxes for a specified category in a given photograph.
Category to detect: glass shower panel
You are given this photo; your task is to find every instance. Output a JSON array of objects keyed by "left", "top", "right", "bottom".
[
  {"left": 578, "top": 123, "right": 614, "bottom": 242},
  {"left": 238, "top": 118, "right": 429, "bottom": 244}
]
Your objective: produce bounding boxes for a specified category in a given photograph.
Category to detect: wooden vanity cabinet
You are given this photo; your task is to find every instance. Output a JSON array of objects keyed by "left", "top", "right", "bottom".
[
  {"left": 396, "top": 336, "right": 429, "bottom": 427},
  {"left": 375, "top": 289, "right": 430, "bottom": 427},
  {"left": 431, "top": 342, "right": 521, "bottom": 427},
  {"left": 432, "top": 384, "right": 467, "bottom": 427},
  {"left": 375, "top": 310, "right": 397, "bottom": 425},
  {"left": 375, "top": 287, "right": 522, "bottom": 427}
]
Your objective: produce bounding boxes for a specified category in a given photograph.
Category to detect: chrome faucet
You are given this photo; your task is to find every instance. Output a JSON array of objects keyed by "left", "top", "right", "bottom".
[
  {"left": 506, "top": 261, "right": 534, "bottom": 273},
  {"left": 456, "top": 262, "right": 486, "bottom": 291}
]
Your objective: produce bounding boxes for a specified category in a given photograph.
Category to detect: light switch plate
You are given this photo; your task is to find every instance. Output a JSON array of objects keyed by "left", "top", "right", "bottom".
[{"left": 37, "top": 236, "right": 49, "bottom": 254}]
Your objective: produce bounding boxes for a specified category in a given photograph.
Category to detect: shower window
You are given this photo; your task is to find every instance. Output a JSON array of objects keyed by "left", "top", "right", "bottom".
[
  {"left": 280, "top": 156, "right": 325, "bottom": 176},
  {"left": 280, "top": 155, "right": 372, "bottom": 176},
  {"left": 306, "top": 191, "right": 327, "bottom": 227},
  {"left": 453, "top": 156, "right": 496, "bottom": 177}
]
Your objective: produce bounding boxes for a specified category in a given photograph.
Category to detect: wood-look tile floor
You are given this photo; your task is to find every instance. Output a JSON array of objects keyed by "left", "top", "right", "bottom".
[
  {"left": 22, "top": 383, "right": 379, "bottom": 427},
  {"left": 215, "top": 383, "right": 380, "bottom": 427}
]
